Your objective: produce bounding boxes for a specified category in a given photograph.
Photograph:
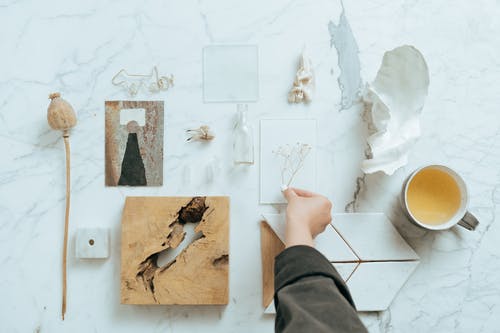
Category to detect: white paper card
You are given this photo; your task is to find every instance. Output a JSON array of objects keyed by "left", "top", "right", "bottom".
[
  {"left": 260, "top": 119, "right": 316, "bottom": 204},
  {"left": 203, "top": 45, "right": 259, "bottom": 102}
]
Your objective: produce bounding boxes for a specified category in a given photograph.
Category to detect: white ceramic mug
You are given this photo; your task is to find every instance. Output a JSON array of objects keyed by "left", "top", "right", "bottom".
[{"left": 401, "top": 165, "right": 479, "bottom": 231}]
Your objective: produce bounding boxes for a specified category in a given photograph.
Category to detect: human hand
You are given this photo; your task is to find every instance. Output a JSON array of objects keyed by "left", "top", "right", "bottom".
[{"left": 282, "top": 187, "right": 333, "bottom": 248}]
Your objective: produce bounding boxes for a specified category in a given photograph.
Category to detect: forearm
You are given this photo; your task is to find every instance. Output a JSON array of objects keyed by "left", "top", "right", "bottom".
[{"left": 274, "top": 246, "right": 367, "bottom": 333}]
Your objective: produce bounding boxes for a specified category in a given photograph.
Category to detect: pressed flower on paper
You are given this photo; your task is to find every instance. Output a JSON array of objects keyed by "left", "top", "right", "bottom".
[{"left": 273, "top": 142, "right": 312, "bottom": 189}]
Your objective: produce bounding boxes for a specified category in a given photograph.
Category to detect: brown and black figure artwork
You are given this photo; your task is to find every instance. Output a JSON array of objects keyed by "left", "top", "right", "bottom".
[
  {"left": 121, "top": 196, "right": 230, "bottom": 305},
  {"left": 105, "top": 101, "right": 163, "bottom": 186}
]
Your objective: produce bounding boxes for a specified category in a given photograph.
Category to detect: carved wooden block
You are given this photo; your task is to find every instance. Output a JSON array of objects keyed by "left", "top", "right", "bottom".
[{"left": 121, "top": 196, "right": 230, "bottom": 305}]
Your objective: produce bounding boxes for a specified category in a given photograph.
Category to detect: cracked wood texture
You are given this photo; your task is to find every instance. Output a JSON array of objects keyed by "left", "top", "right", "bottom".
[{"left": 121, "top": 196, "right": 229, "bottom": 305}]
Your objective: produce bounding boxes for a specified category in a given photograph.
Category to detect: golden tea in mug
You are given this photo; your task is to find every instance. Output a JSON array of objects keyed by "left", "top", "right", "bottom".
[{"left": 406, "top": 167, "right": 462, "bottom": 225}]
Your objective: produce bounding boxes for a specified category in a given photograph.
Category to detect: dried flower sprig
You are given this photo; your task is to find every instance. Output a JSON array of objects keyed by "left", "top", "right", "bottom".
[
  {"left": 186, "top": 125, "right": 215, "bottom": 142},
  {"left": 273, "top": 142, "right": 312, "bottom": 189}
]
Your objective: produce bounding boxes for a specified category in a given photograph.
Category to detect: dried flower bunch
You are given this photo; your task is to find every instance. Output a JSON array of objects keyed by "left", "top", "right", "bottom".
[
  {"left": 273, "top": 142, "right": 312, "bottom": 189},
  {"left": 186, "top": 125, "right": 215, "bottom": 142}
]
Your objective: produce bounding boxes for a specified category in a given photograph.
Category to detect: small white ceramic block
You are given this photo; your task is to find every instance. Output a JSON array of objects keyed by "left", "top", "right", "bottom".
[{"left": 75, "top": 228, "right": 110, "bottom": 259}]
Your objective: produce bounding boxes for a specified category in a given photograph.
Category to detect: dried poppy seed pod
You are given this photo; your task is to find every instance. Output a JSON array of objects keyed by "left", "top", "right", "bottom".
[{"left": 47, "top": 92, "right": 77, "bottom": 133}]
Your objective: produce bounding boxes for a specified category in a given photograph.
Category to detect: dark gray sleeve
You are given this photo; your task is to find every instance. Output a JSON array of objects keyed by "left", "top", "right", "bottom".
[{"left": 274, "top": 245, "right": 367, "bottom": 333}]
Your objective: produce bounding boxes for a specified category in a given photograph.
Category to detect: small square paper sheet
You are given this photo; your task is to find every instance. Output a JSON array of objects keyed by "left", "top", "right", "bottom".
[{"left": 203, "top": 45, "right": 259, "bottom": 102}]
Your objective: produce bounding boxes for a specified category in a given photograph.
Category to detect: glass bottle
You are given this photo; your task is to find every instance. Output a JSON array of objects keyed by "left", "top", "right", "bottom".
[{"left": 233, "top": 104, "right": 254, "bottom": 165}]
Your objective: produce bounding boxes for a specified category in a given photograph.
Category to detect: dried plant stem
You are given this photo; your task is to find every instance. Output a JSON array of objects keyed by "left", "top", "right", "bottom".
[
  {"left": 286, "top": 159, "right": 306, "bottom": 187},
  {"left": 46, "top": 93, "right": 76, "bottom": 321},
  {"left": 274, "top": 143, "right": 312, "bottom": 188},
  {"left": 62, "top": 133, "right": 71, "bottom": 320}
]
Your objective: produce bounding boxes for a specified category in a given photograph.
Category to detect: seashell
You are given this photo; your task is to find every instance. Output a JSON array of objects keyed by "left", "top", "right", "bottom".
[{"left": 288, "top": 51, "right": 314, "bottom": 103}]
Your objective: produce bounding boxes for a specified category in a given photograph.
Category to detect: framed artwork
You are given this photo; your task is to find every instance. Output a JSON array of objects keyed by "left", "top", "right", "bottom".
[{"left": 105, "top": 101, "right": 164, "bottom": 186}]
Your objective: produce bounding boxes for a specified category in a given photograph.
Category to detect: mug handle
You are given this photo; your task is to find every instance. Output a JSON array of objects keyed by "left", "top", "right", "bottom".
[{"left": 457, "top": 211, "right": 479, "bottom": 231}]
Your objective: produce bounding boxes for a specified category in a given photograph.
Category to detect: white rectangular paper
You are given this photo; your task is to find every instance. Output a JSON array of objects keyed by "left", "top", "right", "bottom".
[{"left": 260, "top": 119, "right": 316, "bottom": 204}]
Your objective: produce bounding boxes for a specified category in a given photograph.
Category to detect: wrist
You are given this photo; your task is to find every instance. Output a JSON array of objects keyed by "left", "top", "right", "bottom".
[
  {"left": 286, "top": 215, "right": 309, "bottom": 227},
  {"left": 285, "top": 221, "right": 313, "bottom": 248}
]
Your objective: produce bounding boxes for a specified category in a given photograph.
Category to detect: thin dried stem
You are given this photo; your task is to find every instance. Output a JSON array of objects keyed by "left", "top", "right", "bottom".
[
  {"left": 273, "top": 143, "right": 312, "bottom": 188},
  {"left": 62, "top": 134, "right": 71, "bottom": 320}
]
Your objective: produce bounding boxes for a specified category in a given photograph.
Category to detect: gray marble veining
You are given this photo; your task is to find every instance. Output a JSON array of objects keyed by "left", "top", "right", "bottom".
[
  {"left": 328, "top": 3, "right": 362, "bottom": 111},
  {"left": 0, "top": 0, "right": 499, "bottom": 332}
]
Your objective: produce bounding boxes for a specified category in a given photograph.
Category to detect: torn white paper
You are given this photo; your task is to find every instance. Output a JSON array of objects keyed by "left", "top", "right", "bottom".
[{"left": 361, "top": 45, "right": 429, "bottom": 175}]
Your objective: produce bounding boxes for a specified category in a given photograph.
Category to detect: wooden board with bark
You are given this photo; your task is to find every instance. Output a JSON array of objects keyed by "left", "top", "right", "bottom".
[{"left": 121, "top": 196, "right": 230, "bottom": 305}]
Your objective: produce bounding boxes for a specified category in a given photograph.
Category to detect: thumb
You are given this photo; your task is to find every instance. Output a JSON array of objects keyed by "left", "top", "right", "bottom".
[{"left": 283, "top": 187, "right": 297, "bottom": 201}]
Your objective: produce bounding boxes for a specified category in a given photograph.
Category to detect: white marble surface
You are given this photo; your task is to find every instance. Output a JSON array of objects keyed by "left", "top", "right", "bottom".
[{"left": 1, "top": 0, "right": 499, "bottom": 332}]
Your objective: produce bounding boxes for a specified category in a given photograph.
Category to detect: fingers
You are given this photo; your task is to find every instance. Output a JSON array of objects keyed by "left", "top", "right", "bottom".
[
  {"left": 289, "top": 187, "right": 317, "bottom": 198},
  {"left": 282, "top": 187, "right": 297, "bottom": 201},
  {"left": 325, "top": 211, "right": 333, "bottom": 224}
]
